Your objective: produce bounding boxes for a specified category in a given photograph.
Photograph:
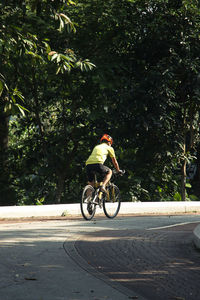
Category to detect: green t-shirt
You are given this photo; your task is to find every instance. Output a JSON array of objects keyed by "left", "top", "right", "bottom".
[{"left": 86, "top": 143, "right": 115, "bottom": 165}]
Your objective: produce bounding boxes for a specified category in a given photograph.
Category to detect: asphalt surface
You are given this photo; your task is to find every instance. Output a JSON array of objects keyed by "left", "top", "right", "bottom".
[{"left": 0, "top": 215, "right": 200, "bottom": 300}]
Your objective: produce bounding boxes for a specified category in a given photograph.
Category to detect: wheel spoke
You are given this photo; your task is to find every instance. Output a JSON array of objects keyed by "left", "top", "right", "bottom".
[
  {"left": 80, "top": 185, "right": 96, "bottom": 220},
  {"left": 103, "top": 185, "right": 121, "bottom": 218}
]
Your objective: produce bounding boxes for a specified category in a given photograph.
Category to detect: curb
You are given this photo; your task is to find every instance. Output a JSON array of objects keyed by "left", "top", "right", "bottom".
[{"left": 1, "top": 201, "right": 200, "bottom": 219}]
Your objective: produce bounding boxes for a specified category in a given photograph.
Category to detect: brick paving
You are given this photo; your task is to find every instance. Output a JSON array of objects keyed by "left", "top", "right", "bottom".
[{"left": 75, "top": 223, "right": 200, "bottom": 300}]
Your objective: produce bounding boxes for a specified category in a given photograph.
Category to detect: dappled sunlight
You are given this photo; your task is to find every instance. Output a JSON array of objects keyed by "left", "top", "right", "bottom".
[
  {"left": 0, "top": 221, "right": 78, "bottom": 298},
  {"left": 0, "top": 242, "right": 36, "bottom": 247},
  {"left": 167, "top": 260, "right": 194, "bottom": 267},
  {"left": 40, "top": 264, "right": 65, "bottom": 269},
  {"left": 69, "top": 223, "right": 200, "bottom": 300},
  {"left": 138, "top": 270, "right": 169, "bottom": 275},
  {"left": 115, "top": 277, "right": 154, "bottom": 283},
  {"left": 0, "top": 217, "right": 200, "bottom": 300}
]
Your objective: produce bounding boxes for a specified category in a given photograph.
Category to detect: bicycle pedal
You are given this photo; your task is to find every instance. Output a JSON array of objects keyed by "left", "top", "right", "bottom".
[{"left": 93, "top": 199, "right": 99, "bottom": 205}]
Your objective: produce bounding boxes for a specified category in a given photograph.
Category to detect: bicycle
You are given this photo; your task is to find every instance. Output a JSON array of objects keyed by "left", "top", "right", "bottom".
[{"left": 80, "top": 170, "right": 125, "bottom": 221}]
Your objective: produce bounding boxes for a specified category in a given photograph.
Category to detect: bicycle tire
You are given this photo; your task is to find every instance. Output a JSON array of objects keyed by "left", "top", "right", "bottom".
[
  {"left": 103, "top": 184, "right": 121, "bottom": 219},
  {"left": 81, "top": 185, "right": 96, "bottom": 220}
]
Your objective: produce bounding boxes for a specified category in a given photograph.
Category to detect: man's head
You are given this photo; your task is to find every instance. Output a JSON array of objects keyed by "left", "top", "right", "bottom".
[{"left": 100, "top": 134, "right": 113, "bottom": 145}]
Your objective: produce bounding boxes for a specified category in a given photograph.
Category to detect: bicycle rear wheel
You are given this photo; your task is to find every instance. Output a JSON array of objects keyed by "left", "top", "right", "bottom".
[
  {"left": 103, "top": 184, "right": 121, "bottom": 218},
  {"left": 81, "top": 185, "right": 96, "bottom": 220}
]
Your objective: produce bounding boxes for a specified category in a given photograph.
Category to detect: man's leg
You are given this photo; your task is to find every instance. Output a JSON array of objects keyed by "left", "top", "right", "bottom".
[
  {"left": 101, "top": 169, "right": 112, "bottom": 192},
  {"left": 86, "top": 165, "right": 95, "bottom": 197}
]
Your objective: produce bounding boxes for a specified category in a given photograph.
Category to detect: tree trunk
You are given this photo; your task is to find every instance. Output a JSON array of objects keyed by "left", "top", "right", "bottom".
[
  {"left": 181, "top": 140, "right": 186, "bottom": 201},
  {"left": 55, "top": 174, "right": 65, "bottom": 204},
  {"left": 32, "top": 71, "right": 47, "bottom": 155},
  {"left": 0, "top": 108, "right": 15, "bottom": 205},
  {"left": 0, "top": 111, "right": 9, "bottom": 152},
  {"left": 54, "top": 140, "right": 79, "bottom": 204}
]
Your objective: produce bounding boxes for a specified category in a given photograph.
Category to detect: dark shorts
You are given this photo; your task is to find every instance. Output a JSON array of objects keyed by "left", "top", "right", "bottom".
[{"left": 86, "top": 164, "right": 110, "bottom": 182}]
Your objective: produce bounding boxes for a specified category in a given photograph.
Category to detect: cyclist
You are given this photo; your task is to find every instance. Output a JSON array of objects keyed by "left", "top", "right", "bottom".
[{"left": 86, "top": 134, "right": 122, "bottom": 193}]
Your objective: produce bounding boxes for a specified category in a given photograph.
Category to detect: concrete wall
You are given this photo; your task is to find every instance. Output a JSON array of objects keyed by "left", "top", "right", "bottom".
[{"left": 1, "top": 201, "right": 200, "bottom": 219}]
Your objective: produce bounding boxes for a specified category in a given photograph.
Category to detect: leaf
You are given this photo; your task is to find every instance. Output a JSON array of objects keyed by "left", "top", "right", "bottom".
[
  {"left": 75, "top": 59, "right": 96, "bottom": 72},
  {"left": 185, "top": 183, "right": 192, "bottom": 188},
  {"left": 56, "top": 66, "right": 61, "bottom": 75},
  {"left": 51, "top": 53, "right": 58, "bottom": 61},
  {"left": 56, "top": 54, "right": 61, "bottom": 63},
  {"left": 60, "top": 13, "right": 71, "bottom": 24},
  {"left": 16, "top": 103, "right": 29, "bottom": 112},
  {"left": 26, "top": 51, "right": 43, "bottom": 60},
  {"left": 66, "top": 0, "right": 76, "bottom": 6},
  {"left": 4, "top": 102, "right": 12, "bottom": 114},
  {"left": 43, "top": 41, "right": 51, "bottom": 54},
  {"left": 58, "top": 16, "right": 64, "bottom": 32},
  {"left": 16, "top": 105, "right": 25, "bottom": 116},
  {"left": 173, "top": 192, "right": 182, "bottom": 201},
  {"left": 0, "top": 80, "right": 3, "bottom": 96},
  {"left": 13, "top": 88, "right": 25, "bottom": 102},
  {"left": 23, "top": 39, "right": 34, "bottom": 47},
  {"left": 55, "top": 13, "right": 76, "bottom": 33}
]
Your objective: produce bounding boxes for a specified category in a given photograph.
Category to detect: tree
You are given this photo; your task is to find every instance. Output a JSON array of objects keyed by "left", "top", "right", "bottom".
[
  {"left": 67, "top": 0, "right": 200, "bottom": 201},
  {"left": 2, "top": 0, "right": 200, "bottom": 205},
  {"left": 0, "top": 0, "right": 95, "bottom": 205}
]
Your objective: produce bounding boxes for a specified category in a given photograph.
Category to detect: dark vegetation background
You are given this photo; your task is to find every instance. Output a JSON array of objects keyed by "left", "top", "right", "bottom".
[{"left": 1, "top": 0, "right": 200, "bottom": 206}]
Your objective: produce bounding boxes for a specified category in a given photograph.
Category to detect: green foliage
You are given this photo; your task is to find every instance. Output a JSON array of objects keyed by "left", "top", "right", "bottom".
[
  {"left": 173, "top": 192, "right": 182, "bottom": 202},
  {"left": 1, "top": 0, "right": 200, "bottom": 205}
]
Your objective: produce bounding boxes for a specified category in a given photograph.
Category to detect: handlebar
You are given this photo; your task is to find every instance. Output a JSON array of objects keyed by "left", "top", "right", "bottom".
[{"left": 112, "top": 169, "right": 125, "bottom": 176}]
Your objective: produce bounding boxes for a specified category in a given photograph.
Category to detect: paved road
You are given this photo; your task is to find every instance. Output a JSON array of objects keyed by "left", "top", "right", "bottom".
[
  {"left": 72, "top": 222, "right": 200, "bottom": 300},
  {"left": 0, "top": 215, "right": 200, "bottom": 300}
]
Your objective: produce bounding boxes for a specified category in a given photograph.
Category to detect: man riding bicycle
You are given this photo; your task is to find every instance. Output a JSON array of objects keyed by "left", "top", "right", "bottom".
[{"left": 86, "top": 134, "right": 122, "bottom": 193}]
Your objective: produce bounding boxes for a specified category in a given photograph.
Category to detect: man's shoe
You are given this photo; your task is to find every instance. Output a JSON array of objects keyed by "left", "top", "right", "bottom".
[{"left": 100, "top": 186, "right": 107, "bottom": 194}]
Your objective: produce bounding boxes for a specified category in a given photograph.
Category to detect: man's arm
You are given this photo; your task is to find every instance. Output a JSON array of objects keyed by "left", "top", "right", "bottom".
[{"left": 111, "top": 156, "right": 120, "bottom": 172}]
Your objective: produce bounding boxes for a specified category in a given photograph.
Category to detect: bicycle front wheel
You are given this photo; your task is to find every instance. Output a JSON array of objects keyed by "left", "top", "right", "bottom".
[
  {"left": 103, "top": 184, "right": 121, "bottom": 219},
  {"left": 81, "top": 185, "right": 96, "bottom": 220}
]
